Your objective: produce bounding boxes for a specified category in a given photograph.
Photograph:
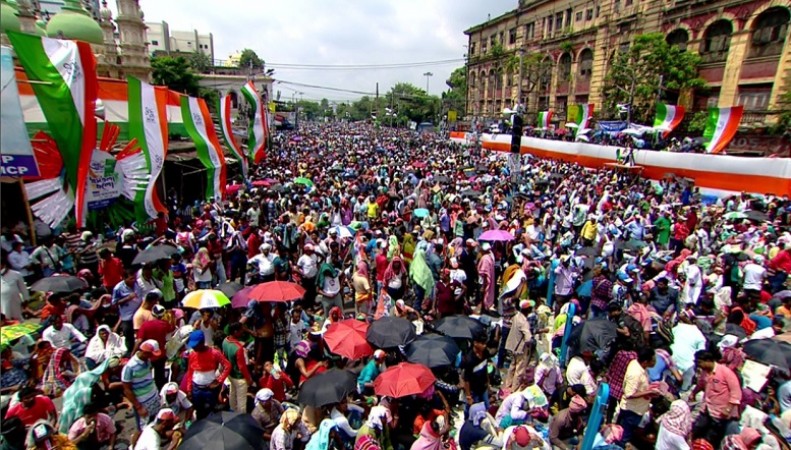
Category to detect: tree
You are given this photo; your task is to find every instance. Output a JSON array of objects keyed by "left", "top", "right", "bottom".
[
  {"left": 385, "top": 83, "right": 440, "bottom": 124},
  {"left": 687, "top": 110, "right": 710, "bottom": 134},
  {"left": 504, "top": 52, "right": 553, "bottom": 110},
  {"left": 189, "top": 51, "right": 212, "bottom": 73},
  {"left": 151, "top": 56, "right": 201, "bottom": 96},
  {"left": 442, "top": 67, "right": 467, "bottom": 117},
  {"left": 239, "top": 48, "right": 264, "bottom": 70},
  {"left": 200, "top": 88, "right": 220, "bottom": 113},
  {"left": 603, "top": 33, "right": 705, "bottom": 123}
]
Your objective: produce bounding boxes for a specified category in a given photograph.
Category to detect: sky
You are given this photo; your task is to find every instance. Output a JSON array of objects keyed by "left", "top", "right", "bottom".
[{"left": 115, "top": 0, "right": 515, "bottom": 104}]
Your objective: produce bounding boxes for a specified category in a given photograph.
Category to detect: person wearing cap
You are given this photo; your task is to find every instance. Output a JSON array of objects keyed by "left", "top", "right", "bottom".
[
  {"left": 503, "top": 300, "right": 533, "bottom": 392},
  {"left": 74, "top": 231, "right": 99, "bottom": 281},
  {"left": 183, "top": 329, "right": 231, "bottom": 420},
  {"left": 742, "top": 254, "right": 766, "bottom": 299},
  {"left": 357, "top": 349, "right": 387, "bottom": 395},
  {"left": 159, "top": 382, "right": 193, "bottom": 424},
  {"left": 133, "top": 408, "right": 181, "bottom": 450},
  {"left": 122, "top": 340, "right": 163, "bottom": 437},
  {"left": 502, "top": 425, "right": 545, "bottom": 450},
  {"left": 548, "top": 395, "right": 587, "bottom": 450},
  {"left": 251, "top": 388, "right": 284, "bottom": 440},
  {"left": 248, "top": 243, "right": 276, "bottom": 284},
  {"left": 135, "top": 304, "right": 174, "bottom": 389},
  {"left": 683, "top": 256, "right": 703, "bottom": 306},
  {"left": 221, "top": 322, "right": 254, "bottom": 414}
]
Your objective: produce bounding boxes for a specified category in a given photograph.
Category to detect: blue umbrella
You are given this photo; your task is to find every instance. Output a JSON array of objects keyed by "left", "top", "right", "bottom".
[{"left": 413, "top": 208, "right": 430, "bottom": 218}]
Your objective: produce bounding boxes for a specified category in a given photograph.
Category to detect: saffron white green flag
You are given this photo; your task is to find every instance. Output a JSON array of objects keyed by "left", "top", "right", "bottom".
[
  {"left": 127, "top": 77, "right": 169, "bottom": 220},
  {"left": 653, "top": 103, "right": 685, "bottom": 138},
  {"left": 240, "top": 81, "right": 267, "bottom": 164},
  {"left": 537, "top": 111, "right": 553, "bottom": 129},
  {"left": 218, "top": 94, "right": 248, "bottom": 179},
  {"left": 8, "top": 32, "right": 97, "bottom": 227},
  {"left": 180, "top": 96, "right": 226, "bottom": 200},
  {"left": 703, "top": 106, "right": 743, "bottom": 154}
]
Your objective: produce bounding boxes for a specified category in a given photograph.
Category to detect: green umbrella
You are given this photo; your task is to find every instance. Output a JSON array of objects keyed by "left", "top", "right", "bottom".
[
  {"left": 724, "top": 211, "right": 747, "bottom": 220},
  {"left": 294, "top": 177, "right": 314, "bottom": 187}
]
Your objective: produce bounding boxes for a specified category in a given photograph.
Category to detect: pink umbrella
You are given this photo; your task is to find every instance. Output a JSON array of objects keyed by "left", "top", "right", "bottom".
[
  {"left": 225, "top": 184, "right": 242, "bottom": 194},
  {"left": 478, "top": 229, "right": 515, "bottom": 242},
  {"left": 252, "top": 180, "right": 271, "bottom": 187}
]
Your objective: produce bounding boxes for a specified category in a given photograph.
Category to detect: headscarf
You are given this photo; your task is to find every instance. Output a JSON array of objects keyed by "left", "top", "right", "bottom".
[
  {"left": 85, "top": 325, "right": 126, "bottom": 365},
  {"left": 356, "top": 260, "right": 369, "bottom": 278},
  {"left": 410, "top": 419, "right": 444, "bottom": 450},
  {"left": 569, "top": 395, "right": 586, "bottom": 414},
  {"left": 328, "top": 306, "right": 343, "bottom": 323},
  {"left": 316, "top": 262, "right": 339, "bottom": 291},
  {"left": 382, "top": 256, "right": 405, "bottom": 285},
  {"left": 305, "top": 419, "right": 335, "bottom": 450},
  {"left": 409, "top": 248, "right": 435, "bottom": 292},
  {"left": 294, "top": 340, "right": 311, "bottom": 359},
  {"left": 469, "top": 402, "right": 487, "bottom": 427},
  {"left": 41, "top": 348, "right": 76, "bottom": 396},
  {"left": 58, "top": 357, "right": 113, "bottom": 433},
  {"left": 402, "top": 234, "right": 416, "bottom": 261},
  {"left": 659, "top": 399, "right": 691, "bottom": 438}
]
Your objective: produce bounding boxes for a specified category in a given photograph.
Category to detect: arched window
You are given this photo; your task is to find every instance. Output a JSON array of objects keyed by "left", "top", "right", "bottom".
[
  {"left": 578, "top": 49, "right": 593, "bottom": 78},
  {"left": 559, "top": 53, "right": 572, "bottom": 81},
  {"left": 666, "top": 29, "right": 689, "bottom": 50},
  {"left": 488, "top": 69, "right": 496, "bottom": 95},
  {"left": 495, "top": 69, "right": 504, "bottom": 90},
  {"left": 701, "top": 20, "right": 733, "bottom": 63},
  {"left": 470, "top": 71, "right": 476, "bottom": 89},
  {"left": 749, "top": 7, "right": 790, "bottom": 58}
]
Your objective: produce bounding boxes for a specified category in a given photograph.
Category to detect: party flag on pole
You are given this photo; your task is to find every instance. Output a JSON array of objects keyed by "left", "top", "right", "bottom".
[
  {"left": 240, "top": 81, "right": 267, "bottom": 164},
  {"left": 180, "top": 96, "right": 227, "bottom": 200},
  {"left": 537, "top": 111, "right": 553, "bottom": 129},
  {"left": 653, "top": 103, "right": 685, "bottom": 138},
  {"left": 217, "top": 94, "right": 248, "bottom": 179},
  {"left": 703, "top": 106, "right": 743, "bottom": 154}
]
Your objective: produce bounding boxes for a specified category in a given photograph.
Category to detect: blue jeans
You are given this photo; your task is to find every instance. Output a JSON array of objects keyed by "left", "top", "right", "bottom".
[
  {"left": 193, "top": 384, "right": 220, "bottom": 420},
  {"left": 413, "top": 284, "right": 426, "bottom": 312},
  {"left": 616, "top": 409, "right": 643, "bottom": 445},
  {"left": 464, "top": 390, "right": 490, "bottom": 420}
]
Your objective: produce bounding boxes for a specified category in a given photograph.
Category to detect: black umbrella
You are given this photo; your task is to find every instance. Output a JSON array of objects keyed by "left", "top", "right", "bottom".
[
  {"left": 432, "top": 315, "right": 485, "bottom": 340},
  {"left": 30, "top": 275, "right": 88, "bottom": 293},
  {"left": 743, "top": 339, "right": 791, "bottom": 371},
  {"left": 218, "top": 282, "right": 244, "bottom": 298},
  {"left": 132, "top": 244, "right": 178, "bottom": 265},
  {"left": 179, "top": 411, "right": 264, "bottom": 450},
  {"left": 771, "top": 290, "right": 791, "bottom": 301},
  {"left": 621, "top": 239, "right": 648, "bottom": 252},
  {"left": 297, "top": 369, "right": 357, "bottom": 407},
  {"left": 405, "top": 333, "right": 460, "bottom": 368},
  {"left": 434, "top": 175, "right": 452, "bottom": 184},
  {"left": 744, "top": 210, "right": 769, "bottom": 222},
  {"left": 578, "top": 317, "right": 618, "bottom": 358},
  {"left": 366, "top": 316, "right": 416, "bottom": 348}
]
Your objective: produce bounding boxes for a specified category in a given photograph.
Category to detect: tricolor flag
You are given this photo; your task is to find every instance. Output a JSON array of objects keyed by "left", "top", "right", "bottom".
[
  {"left": 703, "top": 106, "right": 743, "bottom": 154},
  {"left": 240, "top": 81, "right": 267, "bottom": 164},
  {"left": 8, "top": 32, "right": 97, "bottom": 227},
  {"left": 127, "top": 77, "right": 168, "bottom": 220},
  {"left": 217, "top": 94, "right": 248, "bottom": 179},
  {"left": 574, "top": 103, "right": 593, "bottom": 129},
  {"left": 537, "top": 111, "right": 552, "bottom": 129},
  {"left": 653, "top": 103, "right": 685, "bottom": 138},
  {"left": 181, "top": 96, "right": 227, "bottom": 200}
]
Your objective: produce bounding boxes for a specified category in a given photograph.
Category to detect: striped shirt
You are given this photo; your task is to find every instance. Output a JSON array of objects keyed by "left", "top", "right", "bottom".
[{"left": 121, "top": 354, "right": 157, "bottom": 403}]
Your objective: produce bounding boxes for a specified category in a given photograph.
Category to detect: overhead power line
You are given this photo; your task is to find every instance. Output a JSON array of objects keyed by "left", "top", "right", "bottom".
[{"left": 266, "top": 58, "right": 464, "bottom": 71}]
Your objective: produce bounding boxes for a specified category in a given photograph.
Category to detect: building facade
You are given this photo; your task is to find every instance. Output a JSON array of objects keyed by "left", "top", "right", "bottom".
[
  {"left": 464, "top": 0, "right": 791, "bottom": 127},
  {"left": 145, "top": 21, "right": 215, "bottom": 62}
]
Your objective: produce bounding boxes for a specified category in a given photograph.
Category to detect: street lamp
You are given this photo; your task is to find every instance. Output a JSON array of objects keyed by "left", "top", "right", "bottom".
[{"left": 423, "top": 72, "right": 433, "bottom": 94}]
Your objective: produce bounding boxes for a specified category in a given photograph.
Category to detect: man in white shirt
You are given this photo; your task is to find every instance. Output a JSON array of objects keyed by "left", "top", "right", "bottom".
[
  {"left": 683, "top": 256, "right": 703, "bottom": 305},
  {"left": 42, "top": 315, "right": 87, "bottom": 350},
  {"left": 248, "top": 243, "right": 276, "bottom": 283},
  {"left": 742, "top": 255, "right": 766, "bottom": 295},
  {"left": 134, "top": 408, "right": 180, "bottom": 450},
  {"left": 670, "top": 310, "right": 707, "bottom": 392},
  {"left": 297, "top": 244, "right": 319, "bottom": 307},
  {"left": 565, "top": 353, "right": 597, "bottom": 395},
  {"left": 1, "top": 254, "right": 30, "bottom": 321},
  {"left": 247, "top": 204, "right": 261, "bottom": 226},
  {"left": 8, "top": 242, "right": 33, "bottom": 280}
]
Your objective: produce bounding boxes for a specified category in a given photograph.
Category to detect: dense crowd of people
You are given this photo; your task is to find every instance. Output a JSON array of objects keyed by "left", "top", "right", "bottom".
[{"left": 1, "top": 122, "right": 790, "bottom": 450}]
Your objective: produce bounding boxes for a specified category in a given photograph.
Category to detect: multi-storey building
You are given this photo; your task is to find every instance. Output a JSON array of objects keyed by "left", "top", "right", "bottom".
[{"left": 464, "top": 0, "right": 791, "bottom": 127}]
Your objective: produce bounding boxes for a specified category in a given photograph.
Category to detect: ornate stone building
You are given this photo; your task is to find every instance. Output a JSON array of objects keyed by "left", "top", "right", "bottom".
[
  {"left": 0, "top": 0, "right": 150, "bottom": 80},
  {"left": 464, "top": 0, "right": 791, "bottom": 126}
]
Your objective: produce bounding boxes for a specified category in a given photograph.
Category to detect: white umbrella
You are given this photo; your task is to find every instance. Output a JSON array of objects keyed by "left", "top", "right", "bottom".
[
  {"left": 576, "top": 134, "right": 590, "bottom": 142},
  {"left": 332, "top": 226, "right": 354, "bottom": 239},
  {"left": 622, "top": 128, "right": 644, "bottom": 136},
  {"left": 565, "top": 122, "right": 579, "bottom": 129},
  {"left": 578, "top": 127, "right": 592, "bottom": 135}
]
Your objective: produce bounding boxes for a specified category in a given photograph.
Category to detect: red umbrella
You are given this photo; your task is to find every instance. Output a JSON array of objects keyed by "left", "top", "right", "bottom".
[
  {"left": 373, "top": 362, "right": 436, "bottom": 398},
  {"left": 325, "top": 319, "right": 373, "bottom": 360},
  {"left": 252, "top": 180, "right": 272, "bottom": 187},
  {"left": 231, "top": 286, "right": 255, "bottom": 308},
  {"left": 248, "top": 281, "right": 306, "bottom": 303},
  {"left": 412, "top": 161, "right": 427, "bottom": 169}
]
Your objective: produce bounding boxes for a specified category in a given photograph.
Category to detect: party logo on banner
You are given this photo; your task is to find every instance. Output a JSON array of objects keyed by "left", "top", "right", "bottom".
[
  {"left": 0, "top": 46, "right": 39, "bottom": 177},
  {"left": 86, "top": 149, "right": 122, "bottom": 210}
]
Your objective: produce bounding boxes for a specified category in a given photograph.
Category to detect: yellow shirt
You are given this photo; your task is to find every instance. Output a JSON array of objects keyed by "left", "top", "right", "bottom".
[
  {"left": 619, "top": 359, "right": 651, "bottom": 415},
  {"left": 581, "top": 221, "right": 598, "bottom": 241},
  {"left": 367, "top": 202, "right": 379, "bottom": 219}
]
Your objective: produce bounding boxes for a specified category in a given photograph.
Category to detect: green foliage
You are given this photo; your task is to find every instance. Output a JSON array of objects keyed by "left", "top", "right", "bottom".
[
  {"left": 489, "top": 42, "right": 504, "bottom": 59},
  {"left": 151, "top": 56, "right": 201, "bottom": 96},
  {"left": 200, "top": 88, "right": 220, "bottom": 113},
  {"left": 442, "top": 67, "right": 467, "bottom": 117},
  {"left": 188, "top": 51, "right": 212, "bottom": 73},
  {"left": 687, "top": 110, "right": 710, "bottom": 133},
  {"left": 560, "top": 41, "right": 573, "bottom": 53},
  {"left": 603, "top": 33, "right": 705, "bottom": 122},
  {"left": 239, "top": 49, "right": 265, "bottom": 70},
  {"left": 777, "top": 90, "right": 791, "bottom": 132}
]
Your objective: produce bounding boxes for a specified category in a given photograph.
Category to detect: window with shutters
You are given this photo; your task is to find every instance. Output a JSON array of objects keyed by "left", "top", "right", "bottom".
[
  {"left": 666, "top": 29, "right": 689, "bottom": 51},
  {"left": 576, "top": 11, "right": 583, "bottom": 22},
  {"left": 749, "top": 7, "right": 790, "bottom": 58},
  {"left": 509, "top": 28, "right": 517, "bottom": 44},
  {"left": 579, "top": 49, "right": 594, "bottom": 78},
  {"left": 586, "top": 8, "right": 593, "bottom": 20},
  {"left": 701, "top": 20, "right": 732, "bottom": 63}
]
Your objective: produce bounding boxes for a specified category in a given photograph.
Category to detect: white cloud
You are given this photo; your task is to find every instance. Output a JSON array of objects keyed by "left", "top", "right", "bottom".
[{"left": 112, "top": 0, "right": 514, "bottom": 102}]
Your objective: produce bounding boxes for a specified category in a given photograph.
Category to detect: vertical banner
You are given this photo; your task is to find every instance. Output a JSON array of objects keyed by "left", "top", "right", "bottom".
[
  {"left": 653, "top": 103, "right": 685, "bottom": 138},
  {"left": 8, "top": 32, "right": 98, "bottom": 227},
  {"left": 180, "top": 96, "right": 226, "bottom": 200},
  {"left": 537, "top": 111, "right": 553, "bottom": 129},
  {"left": 240, "top": 81, "right": 267, "bottom": 164},
  {"left": 127, "top": 77, "right": 168, "bottom": 219},
  {"left": 217, "top": 94, "right": 248, "bottom": 179},
  {"left": 1, "top": 46, "right": 39, "bottom": 177}
]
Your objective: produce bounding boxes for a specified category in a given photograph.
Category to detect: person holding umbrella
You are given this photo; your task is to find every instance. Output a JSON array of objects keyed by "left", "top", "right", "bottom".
[{"left": 183, "top": 330, "right": 231, "bottom": 420}]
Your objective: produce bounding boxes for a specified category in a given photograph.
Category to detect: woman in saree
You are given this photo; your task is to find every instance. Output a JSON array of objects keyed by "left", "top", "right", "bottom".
[{"left": 40, "top": 347, "right": 82, "bottom": 398}]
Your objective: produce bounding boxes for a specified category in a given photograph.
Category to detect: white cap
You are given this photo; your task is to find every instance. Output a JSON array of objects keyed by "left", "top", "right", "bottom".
[
  {"left": 481, "top": 242, "right": 492, "bottom": 251},
  {"left": 256, "top": 388, "right": 274, "bottom": 402}
]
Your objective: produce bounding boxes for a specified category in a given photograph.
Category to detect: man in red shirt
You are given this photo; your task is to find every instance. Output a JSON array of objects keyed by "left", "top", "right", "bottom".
[
  {"left": 5, "top": 385, "right": 57, "bottom": 429},
  {"left": 184, "top": 330, "right": 231, "bottom": 420},
  {"left": 692, "top": 350, "right": 742, "bottom": 447},
  {"left": 135, "top": 305, "right": 174, "bottom": 389},
  {"left": 769, "top": 243, "right": 791, "bottom": 292},
  {"left": 98, "top": 248, "right": 125, "bottom": 292}
]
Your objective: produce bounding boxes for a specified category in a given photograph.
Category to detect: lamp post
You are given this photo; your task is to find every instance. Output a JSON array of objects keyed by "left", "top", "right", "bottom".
[{"left": 423, "top": 72, "right": 433, "bottom": 94}]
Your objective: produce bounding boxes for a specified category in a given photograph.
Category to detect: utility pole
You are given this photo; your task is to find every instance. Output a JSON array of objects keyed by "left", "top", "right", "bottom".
[{"left": 423, "top": 72, "right": 433, "bottom": 94}]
